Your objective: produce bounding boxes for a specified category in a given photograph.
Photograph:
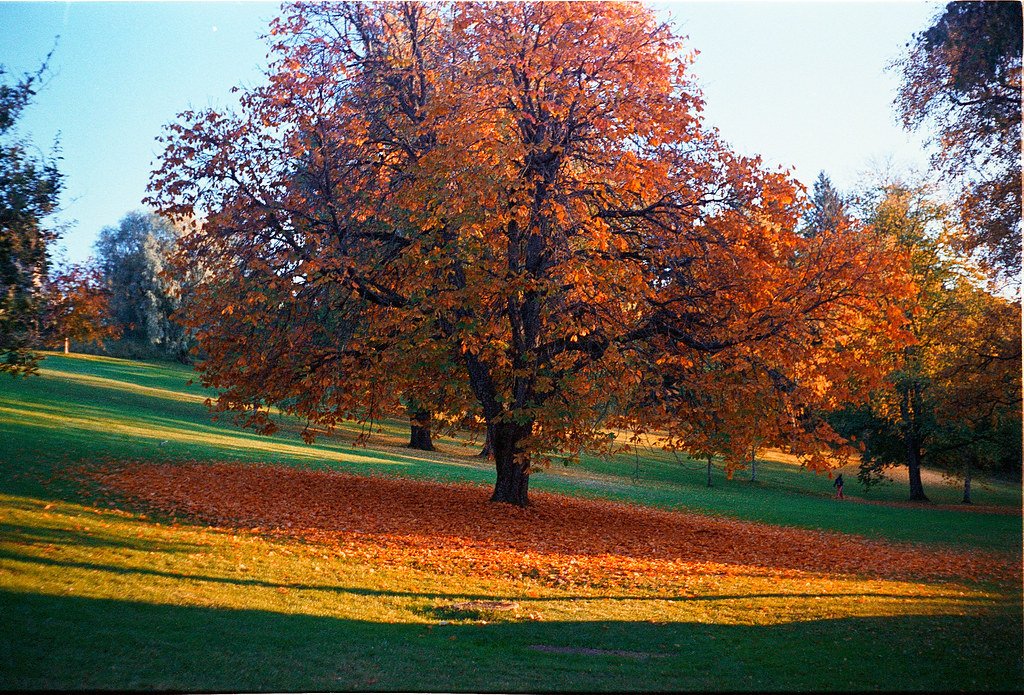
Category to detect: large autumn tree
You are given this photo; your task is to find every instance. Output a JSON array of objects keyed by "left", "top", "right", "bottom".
[{"left": 150, "top": 1, "right": 910, "bottom": 505}]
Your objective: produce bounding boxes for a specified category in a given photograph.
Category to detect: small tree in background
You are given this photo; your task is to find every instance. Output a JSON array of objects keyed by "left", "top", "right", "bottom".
[
  {"left": 94, "top": 211, "right": 190, "bottom": 360},
  {"left": 42, "top": 262, "right": 119, "bottom": 353}
]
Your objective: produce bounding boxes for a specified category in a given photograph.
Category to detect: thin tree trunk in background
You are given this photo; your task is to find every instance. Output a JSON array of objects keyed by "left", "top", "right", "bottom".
[
  {"left": 962, "top": 453, "right": 973, "bottom": 504},
  {"left": 750, "top": 443, "right": 757, "bottom": 482},
  {"left": 477, "top": 422, "right": 494, "bottom": 458},
  {"left": 64, "top": 337, "right": 69, "bottom": 354},
  {"left": 408, "top": 408, "right": 435, "bottom": 451},
  {"left": 900, "top": 381, "right": 929, "bottom": 502},
  {"left": 706, "top": 456, "right": 713, "bottom": 488}
]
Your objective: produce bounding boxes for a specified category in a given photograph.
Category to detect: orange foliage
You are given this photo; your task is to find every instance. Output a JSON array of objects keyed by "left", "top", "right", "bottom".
[
  {"left": 91, "top": 462, "right": 1017, "bottom": 587},
  {"left": 43, "top": 263, "right": 119, "bottom": 349},
  {"left": 147, "top": 2, "right": 914, "bottom": 504}
]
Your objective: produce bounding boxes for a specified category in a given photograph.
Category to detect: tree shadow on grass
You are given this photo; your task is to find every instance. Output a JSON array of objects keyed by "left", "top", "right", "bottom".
[
  {"left": 1, "top": 590, "right": 1020, "bottom": 692},
  {"left": 1, "top": 545, "right": 1008, "bottom": 608},
  {"left": 0, "top": 523, "right": 204, "bottom": 555}
]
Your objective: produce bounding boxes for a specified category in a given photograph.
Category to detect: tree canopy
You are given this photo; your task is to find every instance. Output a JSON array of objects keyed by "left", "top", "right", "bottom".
[
  {"left": 94, "top": 210, "right": 190, "bottom": 360},
  {"left": 149, "top": 1, "right": 912, "bottom": 505},
  {"left": 41, "top": 261, "right": 119, "bottom": 352},
  {"left": 832, "top": 178, "right": 1022, "bottom": 500},
  {"left": 895, "top": 1, "right": 1022, "bottom": 280},
  {"left": 0, "top": 60, "right": 63, "bottom": 375}
]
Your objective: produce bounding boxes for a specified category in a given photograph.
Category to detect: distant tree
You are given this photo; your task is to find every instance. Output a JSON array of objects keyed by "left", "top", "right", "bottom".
[
  {"left": 895, "top": 1, "right": 1022, "bottom": 280},
  {"left": 838, "top": 278, "right": 1022, "bottom": 501},
  {"left": 850, "top": 182, "right": 951, "bottom": 501},
  {"left": 834, "top": 178, "right": 1021, "bottom": 501},
  {"left": 406, "top": 405, "right": 435, "bottom": 451},
  {"left": 94, "top": 211, "right": 189, "bottom": 360},
  {"left": 927, "top": 285, "right": 1022, "bottom": 502},
  {"left": 477, "top": 423, "right": 494, "bottom": 459},
  {"left": 41, "top": 262, "right": 119, "bottom": 353},
  {"left": 0, "top": 60, "right": 63, "bottom": 375},
  {"left": 800, "top": 172, "right": 848, "bottom": 238},
  {"left": 828, "top": 404, "right": 904, "bottom": 490},
  {"left": 400, "top": 357, "right": 476, "bottom": 453}
]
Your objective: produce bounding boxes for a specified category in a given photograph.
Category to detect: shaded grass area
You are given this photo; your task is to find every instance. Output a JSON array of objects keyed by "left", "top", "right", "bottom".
[
  {"left": 1, "top": 353, "right": 1019, "bottom": 551},
  {"left": 4, "top": 591, "right": 1020, "bottom": 692}
]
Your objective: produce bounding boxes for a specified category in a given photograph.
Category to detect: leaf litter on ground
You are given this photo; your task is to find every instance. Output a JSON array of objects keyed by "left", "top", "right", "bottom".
[{"left": 84, "top": 461, "right": 1020, "bottom": 589}]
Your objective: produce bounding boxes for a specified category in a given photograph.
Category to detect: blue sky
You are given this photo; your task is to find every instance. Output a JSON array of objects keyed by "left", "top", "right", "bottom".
[{"left": 2, "top": 1, "right": 941, "bottom": 265}]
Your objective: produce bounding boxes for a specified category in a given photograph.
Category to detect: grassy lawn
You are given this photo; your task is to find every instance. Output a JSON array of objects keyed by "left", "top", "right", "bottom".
[{"left": 1, "top": 353, "right": 1021, "bottom": 691}]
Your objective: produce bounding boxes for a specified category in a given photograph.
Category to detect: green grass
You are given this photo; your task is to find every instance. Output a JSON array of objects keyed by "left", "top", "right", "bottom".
[
  {"left": 543, "top": 452, "right": 1022, "bottom": 551},
  {"left": 1, "top": 490, "right": 1019, "bottom": 692},
  {"left": 1, "top": 352, "right": 1021, "bottom": 691},
  {"left": 4, "top": 591, "right": 1018, "bottom": 692},
  {"left": 2, "top": 353, "right": 1019, "bottom": 550}
]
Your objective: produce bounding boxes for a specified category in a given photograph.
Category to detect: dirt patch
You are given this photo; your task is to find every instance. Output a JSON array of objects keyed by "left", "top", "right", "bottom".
[
  {"left": 88, "top": 461, "right": 1020, "bottom": 585},
  {"left": 529, "top": 645, "right": 668, "bottom": 659},
  {"left": 431, "top": 599, "right": 534, "bottom": 623},
  {"left": 449, "top": 600, "right": 520, "bottom": 611}
]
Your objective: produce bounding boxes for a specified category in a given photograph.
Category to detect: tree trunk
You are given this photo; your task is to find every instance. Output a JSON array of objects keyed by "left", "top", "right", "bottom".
[
  {"left": 408, "top": 409, "right": 434, "bottom": 451},
  {"left": 706, "top": 456, "right": 713, "bottom": 488},
  {"left": 962, "top": 453, "right": 973, "bottom": 505},
  {"left": 900, "top": 381, "right": 929, "bottom": 502},
  {"left": 905, "top": 434, "right": 929, "bottom": 501},
  {"left": 63, "top": 337, "right": 69, "bottom": 354},
  {"left": 749, "top": 443, "right": 757, "bottom": 482},
  {"left": 477, "top": 422, "right": 494, "bottom": 459},
  {"left": 490, "top": 422, "right": 530, "bottom": 506}
]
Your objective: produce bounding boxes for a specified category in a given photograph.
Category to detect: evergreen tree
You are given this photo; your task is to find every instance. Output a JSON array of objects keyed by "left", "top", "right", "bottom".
[
  {"left": 801, "top": 172, "right": 847, "bottom": 238},
  {"left": 0, "top": 60, "right": 63, "bottom": 375}
]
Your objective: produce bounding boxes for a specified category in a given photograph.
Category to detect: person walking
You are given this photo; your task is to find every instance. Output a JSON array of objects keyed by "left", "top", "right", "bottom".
[{"left": 833, "top": 473, "right": 845, "bottom": 500}]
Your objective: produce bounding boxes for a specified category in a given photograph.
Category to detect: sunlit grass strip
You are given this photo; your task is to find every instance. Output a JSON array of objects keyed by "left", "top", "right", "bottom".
[
  {"left": 0, "top": 493, "right": 1011, "bottom": 629},
  {"left": 39, "top": 368, "right": 208, "bottom": 405},
  {"left": 0, "top": 404, "right": 415, "bottom": 468}
]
